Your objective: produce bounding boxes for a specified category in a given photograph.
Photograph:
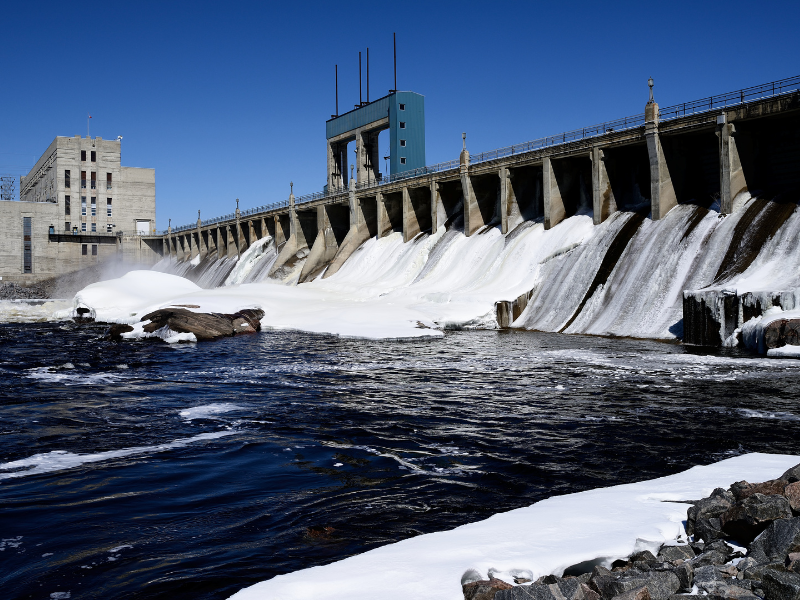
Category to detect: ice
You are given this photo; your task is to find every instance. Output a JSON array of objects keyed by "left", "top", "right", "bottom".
[
  {"left": 768, "top": 344, "right": 800, "bottom": 358},
  {"left": 0, "top": 299, "right": 71, "bottom": 324},
  {"left": 179, "top": 403, "right": 242, "bottom": 420},
  {"left": 228, "top": 453, "right": 800, "bottom": 600},
  {"left": 0, "top": 431, "right": 236, "bottom": 480}
]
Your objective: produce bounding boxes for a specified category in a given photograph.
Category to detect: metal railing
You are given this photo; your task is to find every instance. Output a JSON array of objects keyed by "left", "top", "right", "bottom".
[
  {"left": 158, "top": 74, "right": 800, "bottom": 236},
  {"left": 658, "top": 75, "right": 800, "bottom": 122}
]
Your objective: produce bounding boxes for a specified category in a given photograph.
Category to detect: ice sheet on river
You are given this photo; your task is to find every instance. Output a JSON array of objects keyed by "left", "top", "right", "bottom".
[{"left": 228, "top": 453, "right": 800, "bottom": 600}]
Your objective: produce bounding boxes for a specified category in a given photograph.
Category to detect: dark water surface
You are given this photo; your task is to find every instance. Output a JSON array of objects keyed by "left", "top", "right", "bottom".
[{"left": 2, "top": 322, "right": 800, "bottom": 599}]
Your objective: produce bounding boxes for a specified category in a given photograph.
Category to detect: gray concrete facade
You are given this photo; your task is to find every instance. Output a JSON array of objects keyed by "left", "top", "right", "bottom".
[{"left": 0, "top": 136, "right": 157, "bottom": 284}]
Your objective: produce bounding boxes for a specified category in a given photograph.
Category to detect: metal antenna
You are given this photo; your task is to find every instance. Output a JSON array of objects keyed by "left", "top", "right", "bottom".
[
  {"left": 359, "top": 51, "right": 362, "bottom": 106},
  {"left": 335, "top": 65, "right": 339, "bottom": 116},
  {"left": 393, "top": 33, "right": 397, "bottom": 92},
  {"left": 366, "top": 47, "right": 370, "bottom": 103}
]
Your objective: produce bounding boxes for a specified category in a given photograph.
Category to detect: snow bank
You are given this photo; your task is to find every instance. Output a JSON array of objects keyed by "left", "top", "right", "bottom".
[{"left": 228, "top": 453, "right": 799, "bottom": 600}]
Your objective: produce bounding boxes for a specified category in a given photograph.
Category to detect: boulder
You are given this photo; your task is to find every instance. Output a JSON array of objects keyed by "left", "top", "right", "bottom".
[
  {"left": 762, "top": 318, "right": 800, "bottom": 350},
  {"left": 140, "top": 307, "right": 264, "bottom": 341},
  {"left": 749, "top": 517, "right": 800, "bottom": 565},
  {"left": 730, "top": 480, "right": 787, "bottom": 502},
  {"left": 785, "top": 482, "right": 800, "bottom": 512},
  {"left": 107, "top": 323, "right": 134, "bottom": 340},
  {"left": 693, "top": 565, "right": 726, "bottom": 593},
  {"left": 787, "top": 553, "right": 800, "bottom": 573},
  {"left": 464, "top": 578, "right": 514, "bottom": 600},
  {"left": 495, "top": 580, "right": 588, "bottom": 600},
  {"left": 611, "top": 587, "right": 651, "bottom": 600},
  {"left": 590, "top": 570, "right": 680, "bottom": 600},
  {"left": 694, "top": 518, "right": 726, "bottom": 543},
  {"left": 721, "top": 493, "right": 793, "bottom": 544},
  {"left": 687, "top": 490, "right": 735, "bottom": 538},
  {"left": 762, "top": 568, "right": 800, "bottom": 600},
  {"left": 657, "top": 546, "right": 696, "bottom": 563},
  {"left": 781, "top": 464, "right": 800, "bottom": 484}
]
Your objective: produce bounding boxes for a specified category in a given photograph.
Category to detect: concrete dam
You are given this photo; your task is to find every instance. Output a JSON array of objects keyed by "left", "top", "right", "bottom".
[{"left": 144, "top": 75, "right": 800, "bottom": 349}]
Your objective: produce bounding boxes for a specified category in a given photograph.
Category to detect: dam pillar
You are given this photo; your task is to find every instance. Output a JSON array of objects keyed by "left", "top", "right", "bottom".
[
  {"left": 430, "top": 181, "right": 440, "bottom": 231},
  {"left": 717, "top": 115, "right": 747, "bottom": 215},
  {"left": 402, "top": 187, "right": 416, "bottom": 242},
  {"left": 377, "top": 191, "right": 388, "bottom": 238},
  {"left": 217, "top": 226, "right": 224, "bottom": 260},
  {"left": 500, "top": 166, "right": 520, "bottom": 234},
  {"left": 459, "top": 146, "right": 485, "bottom": 237},
  {"left": 645, "top": 102, "right": 677, "bottom": 220},
  {"left": 543, "top": 156, "right": 565, "bottom": 229},
  {"left": 592, "top": 147, "right": 616, "bottom": 224},
  {"left": 235, "top": 205, "right": 242, "bottom": 258}
]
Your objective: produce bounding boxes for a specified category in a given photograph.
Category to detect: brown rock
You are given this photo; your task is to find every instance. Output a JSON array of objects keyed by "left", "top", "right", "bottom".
[
  {"left": 781, "top": 464, "right": 800, "bottom": 484},
  {"left": 786, "top": 482, "right": 800, "bottom": 512},
  {"left": 763, "top": 318, "right": 800, "bottom": 350},
  {"left": 581, "top": 583, "right": 602, "bottom": 600},
  {"left": 463, "top": 578, "right": 513, "bottom": 600},
  {"left": 730, "top": 479, "right": 786, "bottom": 502},
  {"left": 612, "top": 587, "right": 652, "bottom": 600},
  {"left": 139, "top": 307, "right": 264, "bottom": 341},
  {"left": 107, "top": 323, "right": 134, "bottom": 340}
]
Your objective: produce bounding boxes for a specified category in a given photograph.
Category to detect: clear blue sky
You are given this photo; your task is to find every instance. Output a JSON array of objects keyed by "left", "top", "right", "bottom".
[{"left": 1, "top": 0, "right": 797, "bottom": 230}]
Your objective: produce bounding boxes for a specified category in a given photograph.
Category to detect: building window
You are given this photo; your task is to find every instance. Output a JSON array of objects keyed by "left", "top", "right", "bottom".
[
  {"left": 81, "top": 197, "right": 87, "bottom": 216},
  {"left": 65, "top": 221, "right": 70, "bottom": 232},
  {"left": 65, "top": 170, "right": 71, "bottom": 189},
  {"left": 400, "top": 157, "right": 407, "bottom": 164},
  {"left": 107, "top": 198, "right": 112, "bottom": 217},
  {"left": 23, "top": 217, "right": 32, "bottom": 273},
  {"left": 107, "top": 223, "right": 113, "bottom": 233},
  {"left": 82, "top": 244, "right": 87, "bottom": 255},
  {"left": 91, "top": 151, "right": 96, "bottom": 162},
  {"left": 400, "top": 140, "right": 406, "bottom": 147},
  {"left": 106, "top": 173, "right": 112, "bottom": 189},
  {"left": 91, "top": 173, "right": 96, "bottom": 189},
  {"left": 91, "top": 223, "right": 96, "bottom": 232},
  {"left": 81, "top": 150, "right": 86, "bottom": 162},
  {"left": 399, "top": 122, "right": 406, "bottom": 129},
  {"left": 92, "top": 244, "right": 98, "bottom": 256},
  {"left": 399, "top": 103, "right": 405, "bottom": 110},
  {"left": 82, "top": 222, "right": 86, "bottom": 232},
  {"left": 91, "top": 198, "right": 96, "bottom": 216},
  {"left": 65, "top": 196, "right": 70, "bottom": 215},
  {"left": 81, "top": 171, "right": 87, "bottom": 188}
]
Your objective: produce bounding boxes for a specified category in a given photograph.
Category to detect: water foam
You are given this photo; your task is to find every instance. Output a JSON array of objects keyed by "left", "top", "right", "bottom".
[{"left": 0, "top": 431, "right": 236, "bottom": 480}]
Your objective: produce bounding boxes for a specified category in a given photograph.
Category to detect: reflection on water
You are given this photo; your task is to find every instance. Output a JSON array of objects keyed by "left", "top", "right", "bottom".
[{"left": 1, "top": 322, "right": 800, "bottom": 599}]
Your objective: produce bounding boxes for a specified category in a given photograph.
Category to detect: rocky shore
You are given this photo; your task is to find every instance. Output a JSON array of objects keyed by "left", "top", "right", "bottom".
[{"left": 464, "top": 463, "right": 800, "bottom": 600}]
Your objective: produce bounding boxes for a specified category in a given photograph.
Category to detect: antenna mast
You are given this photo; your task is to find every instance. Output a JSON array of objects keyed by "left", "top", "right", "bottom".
[
  {"left": 393, "top": 33, "right": 397, "bottom": 93},
  {"left": 335, "top": 65, "right": 339, "bottom": 117},
  {"left": 366, "top": 47, "right": 370, "bottom": 103},
  {"left": 358, "top": 51, "right": 362, "bottom": 106}
]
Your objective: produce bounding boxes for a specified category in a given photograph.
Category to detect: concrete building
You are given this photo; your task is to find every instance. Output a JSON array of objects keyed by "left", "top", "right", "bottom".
[{"left": 0, "top": 136, "right": 158, "bottom": 285}]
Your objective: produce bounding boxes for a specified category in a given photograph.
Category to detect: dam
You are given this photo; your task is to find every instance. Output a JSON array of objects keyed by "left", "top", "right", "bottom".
[{"left": 140, "top": 74, "right": 800, "bottom": 347}]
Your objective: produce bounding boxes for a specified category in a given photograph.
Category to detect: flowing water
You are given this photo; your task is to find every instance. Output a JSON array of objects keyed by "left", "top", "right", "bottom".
[{"left": 2, "top": 322, "right": 800, "bottom": 599}]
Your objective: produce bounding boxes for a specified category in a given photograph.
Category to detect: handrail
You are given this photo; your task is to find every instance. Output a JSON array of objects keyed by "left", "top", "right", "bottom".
[{"left": 159, "top": 74, "right": 800, "bottom": 236}]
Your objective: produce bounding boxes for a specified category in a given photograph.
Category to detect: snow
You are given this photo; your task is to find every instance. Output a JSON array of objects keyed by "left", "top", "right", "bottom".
[
  {"left": 741, "top": 307, "right": 800, "bottom": 355},
  {"left": 0, "top": 299, "right": 71, "bottom": 323},
  {"left": 228, "top": 453, "right": 800, "bottom": 600},
  {"left": 767, "top": 344, "right": 800, "bottom": 358}
]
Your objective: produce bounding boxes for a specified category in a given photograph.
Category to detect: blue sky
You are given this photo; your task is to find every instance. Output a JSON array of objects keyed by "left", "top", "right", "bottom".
[{"left": 1, "top": 0, "right": 797, "bottom": 229}]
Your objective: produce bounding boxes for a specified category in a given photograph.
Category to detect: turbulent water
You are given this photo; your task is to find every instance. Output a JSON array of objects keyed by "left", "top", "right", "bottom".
[{"left": 2, "top": 323, "right": 800, "bottom": 599}]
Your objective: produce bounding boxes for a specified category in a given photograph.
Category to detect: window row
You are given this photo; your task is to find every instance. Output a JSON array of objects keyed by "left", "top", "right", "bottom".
[
  {"left": 65, "top": 222, "right": 114, "bottom": 233},
  {"left": 65, "top": 196, "right": 112, "bottom": 217},
  {"left": 64, "top": 170, "right": 112, "bottom": 190},
  {"left": 80, "top": 150, "right": 96, "bottom": 162},
  {"left": 81, "top": 244, "right": 99, "bottom": 256}
]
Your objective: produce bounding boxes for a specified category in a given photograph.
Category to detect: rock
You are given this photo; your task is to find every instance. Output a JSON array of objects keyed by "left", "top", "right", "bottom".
[
  {"left": 593, "top": 567, "right": 613, "bottom": 578},
  {"left": 581, "top": 584, "right": 601, "bottom": 600},
  {"left": 495, "top": 580, "right": 587, "bottom": 600},
  {"left": 762, "top": 568, "right": 800, "bottom": 600},
  {"left": 611, "top": 587, "right": 651, "bottom": 600},
  {"left": 737, "top": 557, "right": 760, "bottom": 575},
  {"left": 670, "top": 562, "right": 694, "bottom": 591},
  {"left": 139, "top": 307, "right": 264, "bottom": 341},
  {"left": 658, "top": 546, "right": 696, "bottom": 563},
  {"left": 631, "top": 552, "right": 658, "bottom": 564},
  {"left": 536, "top": 575, "right": 561, "bottom": 585},
  {"left": 787, "top": 553, "right": 800, "bottom": 573},
  {"left": 749, "top": 517, "right": 800, "bottom": 565},
  {"left": 785, "top": 482, "right": 800, "bottom": 513},
  {"left": 762, "top": 319, "right": 800, "bottom": 350},
  {"left": 693, "top": 565, "right": 726, "bottom": 593},
  {"left": 688, "top": 490, "right": 735, "bottom": 538},
  {"left": 705, "top": 585, "right": 762, "bottom": 600},
  {"left": 721, "top": 494, "right": 793, "bottom": 544},
  {"left": 107, "top": 323, "right": 134, "bottom": 340},
  {"left": 730, "top": 480, "right": 787, "bottom": 502},
  {"left": 695, "top": 518, "right": 727, "bottom": 543},
  {"left": 464, "top": 578, "right": 514, "bottom": 600},
  {"left": 781, "top": 464, "right": 800, "bottom": 485},
  {"left": 591, "top": 570, "right": 681, "bottom": 600}
]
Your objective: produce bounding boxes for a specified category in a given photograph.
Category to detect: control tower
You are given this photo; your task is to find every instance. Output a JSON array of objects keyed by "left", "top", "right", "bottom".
[{"left": 326, "top": 91, "right": 425, "bottom": 191}]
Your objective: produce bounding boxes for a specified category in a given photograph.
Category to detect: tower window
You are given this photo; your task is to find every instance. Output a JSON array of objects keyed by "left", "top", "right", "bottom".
[
  {"left": 23, "top": 217, "right": 32, "bottom": 273},
  {"left": 92, "top": 244, "right": 98, "bottom": 256},
  {"left": 399, "top": 103, "right": 405, "bottom": 110},
  {"left": 65, "top": 196, "right": 71, "bottom": 215},
  {"left": 91, "top": 151, "right": 96, "bottom": 162},
  {"left": 82, "top": 244, "right": 88, "bottom": 255},
  {"left": 65, "top": 170, "right": 71, "bottom": 188},
  {"left": 91, "top": 197, "right": 96, "bottom": 216},
  {"left": 399, "top": 122, "right": 406, "bottom": 129},
  {"left": 81, "top": 197, "right": 87, "bottom": 216},
  {"left": 81, "top": 150, "right": 86, "bottom": 161},
  {"left": 65, "top": 221, "right": 70, "bottom": 232},
  {"left": 400, "top": 140, "right": 406, "bottom": 147},
  {"left": 107, "top": 198, "right": 112, "bottom": 217},
  {"left": 91, "top": 223, "right": 96, "bottom": 233},
  {"left": 400, "top": 157, "right": 407, "bottom": 165}
]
